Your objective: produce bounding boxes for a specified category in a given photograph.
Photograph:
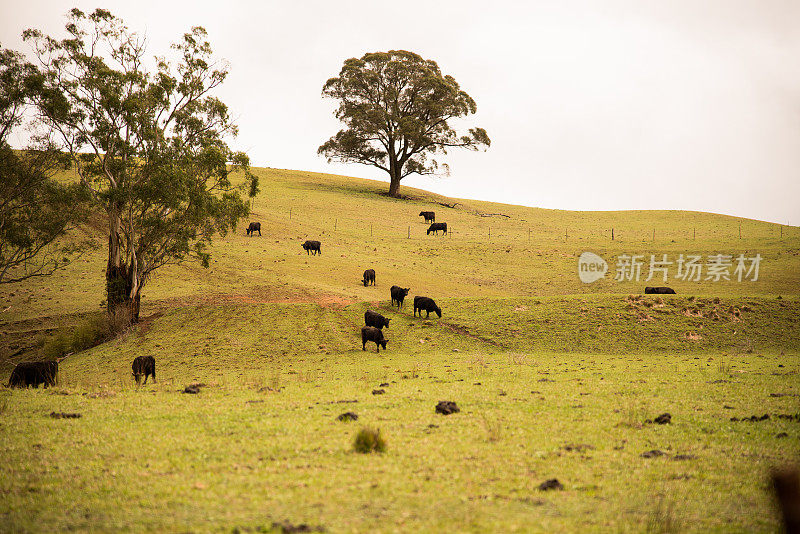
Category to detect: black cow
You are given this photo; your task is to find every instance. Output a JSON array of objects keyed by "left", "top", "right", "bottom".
[
  {"left": 419, "top": 211, "right": 435, "bottom": 223},
  {"left": 302, "top": 240, "right": 321, "bottom": 255},
  {"left": 132, "top": 355, "right": 156, "bottom": 385},
  {"left": 414, "top": 296, "right": 442, "bottom": 318},
  {"left": 390, "top": 285, "right": 410, "bottom": 307},
  {"left": 361, "top": 326, "right": 388, "bottom": 352},
  {"left": 427, "top": 222, "right": 447, "bottom": 235},
  {"left": 246, "top": 222, "right": 261, "bottom": 236},
  {"left": 365, "top": 309, "right": 390, "bottom": 329},
  {"left": 362, "top": 269, "right": 375, "bottom": 287},
  {"left": 7, "top": 361, "right": 58, "bottom": 388},
  {"left": 645, "top": 286, "right": 676, "bottom": 294}
]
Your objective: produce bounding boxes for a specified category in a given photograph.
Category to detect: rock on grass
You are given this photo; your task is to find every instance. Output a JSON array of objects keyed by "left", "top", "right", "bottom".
[
  {"left": 538, "top": 479, "right": 563, "bottom": 491},
  {"left": 337, "top": 412, "right": 358, "bottom": 422},
  {"left": 435, "top": 401, "right": 459, "bottom": 415}
]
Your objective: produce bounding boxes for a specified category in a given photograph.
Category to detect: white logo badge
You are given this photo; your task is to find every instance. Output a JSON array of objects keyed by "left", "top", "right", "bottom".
[{"left": 578, "top": 252, "right": 608, "bottom": 284}]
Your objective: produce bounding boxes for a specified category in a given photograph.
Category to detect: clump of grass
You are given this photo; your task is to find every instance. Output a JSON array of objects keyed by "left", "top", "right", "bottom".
[
  {"left": 619, "top": 399, "right": 647, "bottom": 428},
  {"left": 268, "top": 371, "right": 282, "bottom": 391},
  {"left": 40, "top": 308, "right": 132, "bottom": 360},
  {"left": 410, "top": 364, "right": 421, "bottom": 378},
  {"left": 510, "top": 353, "right": 528, "bottom": 365},
  {"left": 646, "top": 496, "right": 683, "bottom": 533},
  {"left": 0, "top": 396, "right": 8, "bottom": 416},
  {"left": 481, "top": 414, "right": 503, "bottom": 442},
  {"left": 717, "top": 355, "right": 732, "bottom": 377},
  {"left": 353, "top": 427, "right": 387, "bottom": 454}
]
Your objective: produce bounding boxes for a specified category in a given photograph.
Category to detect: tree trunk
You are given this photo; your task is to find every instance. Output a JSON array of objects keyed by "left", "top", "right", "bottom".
[
  {"left": 105, "top": 208, "right": 141, "bottom": 323},
  {"left": 106, "top": 265, "right": 140, "bottom": 323},
  {"left": 388, "top": 175, "right": 402, "bottom": 197},
  {"left": 387, "top": 155, "right": 402, "bottom": 198}
]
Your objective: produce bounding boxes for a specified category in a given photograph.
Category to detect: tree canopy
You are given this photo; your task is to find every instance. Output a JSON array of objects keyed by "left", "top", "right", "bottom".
[
  {"left": 23, "top": 9, "right": 258, "bottom": 321},
  {"left": 319, "top": 50, "right": 490, "bottom": 197},
  {"left": 0, "top": 45, "right": 90, "bottom": 285}
]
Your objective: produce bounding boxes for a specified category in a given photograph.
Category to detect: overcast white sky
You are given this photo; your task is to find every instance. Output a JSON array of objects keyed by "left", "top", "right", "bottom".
[{"left": 2, "top": 1, "right": 799, "bottom": 224}]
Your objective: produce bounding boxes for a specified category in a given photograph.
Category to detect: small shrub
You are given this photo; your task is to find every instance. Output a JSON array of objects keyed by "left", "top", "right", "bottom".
[
  {"left": 39, "top": 310, "right": 131, "bottom": 360},
  {"left": 353, "top": 427, "right": 386, "bottom": 454}
]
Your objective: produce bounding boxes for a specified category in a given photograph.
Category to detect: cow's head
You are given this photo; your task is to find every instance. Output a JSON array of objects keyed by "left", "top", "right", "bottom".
[
  {"left": 435, "top": 307, "right": 442, "bottom": 318},
  {"left": 379, "top": 340, "right": 388, "bottom": 349}
]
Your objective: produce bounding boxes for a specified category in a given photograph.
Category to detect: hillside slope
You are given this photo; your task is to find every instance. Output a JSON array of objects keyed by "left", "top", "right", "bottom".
[
  {"left": 0, "top": 167, "right": 798, "bottom": 375},
  {"left": 2, "top": 167, "right": 798, "bottom": 322}
]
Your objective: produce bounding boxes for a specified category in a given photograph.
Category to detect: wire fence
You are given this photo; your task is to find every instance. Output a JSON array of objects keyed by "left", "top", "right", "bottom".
[{"left": 269, "top": 209, "right": 798, "bottom": 244}]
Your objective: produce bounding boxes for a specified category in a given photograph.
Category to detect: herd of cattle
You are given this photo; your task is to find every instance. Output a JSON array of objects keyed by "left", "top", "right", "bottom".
[
  {"left": 360, "top": 283, "right": 444, "bottom": 352},
  {"left": 5, "top": 209, "right": 680, "bottom": 387}
]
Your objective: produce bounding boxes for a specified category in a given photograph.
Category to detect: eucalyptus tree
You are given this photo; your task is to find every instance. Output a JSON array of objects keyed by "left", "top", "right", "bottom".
[
  {"left": 0, "top": 45, "right": 89, "bottom": 285},
  {"left": 319, "top": 50, "right": 490, "bottom": 197},
  {"left": 24, "top": 9, "right": 258, "bottom": 321}
]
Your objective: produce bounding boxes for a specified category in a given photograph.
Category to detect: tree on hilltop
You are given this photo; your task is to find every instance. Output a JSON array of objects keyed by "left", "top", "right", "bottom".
[
  {"left": 24, "top": 8, "right": 258, "bottom": 321},
  {"left": 318, "top": 50, "right": 490, "bottom": 198}
]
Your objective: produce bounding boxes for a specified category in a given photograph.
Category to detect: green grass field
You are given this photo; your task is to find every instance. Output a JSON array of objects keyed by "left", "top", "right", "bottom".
[{"left": 1, "top": 168, "right": 798, "bottom": 532}]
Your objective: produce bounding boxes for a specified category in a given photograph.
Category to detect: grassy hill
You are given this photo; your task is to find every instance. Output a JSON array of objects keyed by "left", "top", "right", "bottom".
[
  {"left": 0, "top": 168, "right": 798, "bottom": 532},
  {"left": 1, "top": 167, "right": 797, "bottom": 374}
]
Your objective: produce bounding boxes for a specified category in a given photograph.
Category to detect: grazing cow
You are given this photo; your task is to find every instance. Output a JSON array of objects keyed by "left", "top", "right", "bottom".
[
  {"left": 301, "top": 240, "right": 321, "bottom": 255},
  {"left": 364, "top": 309, "right": 390, "bottom": 330},
  {"left": 362, "top": 269, "right": 375, "bottom": 287},
  {"left": 390, "top": 285, "right": 410, "bottom": 307},
  {"left": 7, "top": 361, "right": 58, "bottom": 388},
  {"left": 132, "top": 355, "right": 156, "bottom": 385},
  {"left": 645, "top": 286, "right": 676, "bottom": 294},
  {"left": 427, "top": 222, "right": 447, "bottom": 235},
  {"left": 361, "top": 326, "right": 388, "bottom": 353},
  {"left": 246, "top": 222, "right": 261, "bottom": 236},
  {"left": 414, "top": 296, "right": 442, "bottom": 318},
  {"left": 419, "top": 211, "right": 436, "bottom": 223}
]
